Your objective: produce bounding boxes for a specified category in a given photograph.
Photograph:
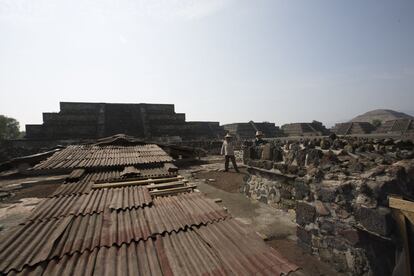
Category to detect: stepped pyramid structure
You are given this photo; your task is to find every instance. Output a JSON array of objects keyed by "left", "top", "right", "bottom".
[
  {"left": 281, "top": 121, "right": 329, "bottom": 137},
  {"left": 333, "top": 122, "right": 376, "bottom": 135},
  {"left": 25, "top": 102, "right": 224, "bottom": 141}
]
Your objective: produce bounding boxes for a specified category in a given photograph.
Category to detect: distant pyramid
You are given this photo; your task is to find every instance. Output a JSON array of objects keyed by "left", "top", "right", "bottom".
[{"left": 351, "top": 109, "right": 413, "bottom": 123}]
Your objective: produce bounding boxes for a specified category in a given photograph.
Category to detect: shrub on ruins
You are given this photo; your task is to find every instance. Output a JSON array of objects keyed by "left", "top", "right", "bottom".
[
  {"left": 320, "top": 139, "right": 331, "bottom": 150},
  {"left": 0, "top": 115, "right": 20, "bottom": 140},
  {"left": 332, "top": 139, "right": 345, "bottom": 150},
  {"left": 343, "top": 143, "right": 354, "bottom": 154}
]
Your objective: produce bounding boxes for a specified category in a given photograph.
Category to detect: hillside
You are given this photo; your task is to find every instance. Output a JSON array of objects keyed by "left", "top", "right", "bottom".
[{"left": 351, "top": 109, "right": 413, "bottom": 123}]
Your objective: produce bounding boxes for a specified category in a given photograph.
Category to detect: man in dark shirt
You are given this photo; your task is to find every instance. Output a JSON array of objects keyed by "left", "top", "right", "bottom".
[{"left": 254, "top": 131, "right": 267, "bottom": 146}]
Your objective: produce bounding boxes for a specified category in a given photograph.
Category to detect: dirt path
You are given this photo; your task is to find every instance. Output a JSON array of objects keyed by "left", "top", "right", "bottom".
[{"left": 181, "top": 163, "right": 344, "bottom": 276}]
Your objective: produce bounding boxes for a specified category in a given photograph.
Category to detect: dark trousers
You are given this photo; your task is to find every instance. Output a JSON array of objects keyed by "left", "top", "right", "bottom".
[{"left": 225, "top": 155, "right": 239, "bottom": 172}]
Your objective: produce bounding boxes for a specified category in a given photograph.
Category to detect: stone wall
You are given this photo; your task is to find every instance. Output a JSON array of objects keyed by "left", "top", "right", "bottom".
[{"left": 241, "top": 136, "right": 414, "bottom": 275}]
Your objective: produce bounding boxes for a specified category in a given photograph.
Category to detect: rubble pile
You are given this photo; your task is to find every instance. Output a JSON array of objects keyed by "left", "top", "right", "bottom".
[{"left": 242, "top": 136, "right": 414, "bottom": 275}]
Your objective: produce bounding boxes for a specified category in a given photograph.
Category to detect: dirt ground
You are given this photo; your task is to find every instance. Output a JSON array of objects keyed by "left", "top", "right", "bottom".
[
  {"left": 183, "top": 159, "right": 343, "bottom": 276},
  {"left": 195, "top": 169, "right": 248, "bottom": 193},
  {"left": 5, "top": 182, "right": 60, "bottom": 202},
  {"left": 0, "top": 175, "right": 65, "bottom": 233}
]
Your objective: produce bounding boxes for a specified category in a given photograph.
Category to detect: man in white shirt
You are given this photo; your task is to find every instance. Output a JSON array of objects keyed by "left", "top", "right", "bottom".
[{"left": 221, "top": 133, "right": 239, "bottom": 172}]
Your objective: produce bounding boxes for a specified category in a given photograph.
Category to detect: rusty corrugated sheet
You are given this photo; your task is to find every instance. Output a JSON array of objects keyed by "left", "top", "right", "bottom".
[
  {"left": 66, "top": 168, "right": 85, "bottom": 181},
  {"left": 0, "top": 193, "right": 229, "bottom": 274},
  {"left": 33, "top": 145, "right": 173, "bottom": 170},
  {"left": 146, "top": 193, "right": 229, "bottom": 234},
  {"left": 195, "top": 219, "right": 299, "bottom": 276},
  {"left": 8, "top": 241, "right": 163, "bottom": 276},
  {"left": 2, "top": 141, "right": 300, "bottom": 276},
  {"left": 51, "top": 168, "right": 176, "bottom": 197},
  {"left": 27, "top": 187, "right": 152, "bottom": 222},
  {"left": 6, "top": 219, "right": 299, "bottom": 276}
]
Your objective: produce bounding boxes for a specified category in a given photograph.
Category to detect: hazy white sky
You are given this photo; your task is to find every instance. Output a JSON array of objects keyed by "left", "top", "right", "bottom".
[{"left": 1, "top": 0, "right": 413, "bottom": 130}]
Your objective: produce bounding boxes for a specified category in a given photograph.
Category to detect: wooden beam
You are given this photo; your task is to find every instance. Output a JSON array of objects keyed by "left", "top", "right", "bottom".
[
  {"left": 389, "top": 197, "right": 414, "bottom": 213},
  {"left": 92, "top": 175, "right": 184, "bottom": 189},
  {"left": 150, "top": 185, "right": 197, "bottom": 196},
  {"left": 392, "top": 209, "right": 412, "bottom": 276},
  {"left": 146, "top": 181, "right": 185, "bottom": 190}
]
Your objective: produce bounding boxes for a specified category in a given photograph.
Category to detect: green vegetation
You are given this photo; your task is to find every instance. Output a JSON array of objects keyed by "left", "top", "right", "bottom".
[
  {"left": 0, "top": 115, "right": 20, "bottom": 140},
  {"left": 371, "top": 119, "right": 382, "bottom": 128}
]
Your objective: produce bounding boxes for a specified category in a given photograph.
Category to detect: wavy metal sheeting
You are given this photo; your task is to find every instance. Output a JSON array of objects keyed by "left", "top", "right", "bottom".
[
  {"left": 51, "top": 168, "right": 176, "bottom": 197},
  {"left": 0, "top": 193, "right": 230, "bottom": 274},
  {"left": 27, "top": 187, "right": 152, "bottom": 222},
  {"left": 6, "top": 219, "right": 299, "bottom": 276},
  {"left": 33, "top": 145, "right": 173, "bottom": 170}
]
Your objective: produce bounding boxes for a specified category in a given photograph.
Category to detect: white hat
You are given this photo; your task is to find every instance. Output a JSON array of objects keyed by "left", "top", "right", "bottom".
[
  {"left": 225, "top": 133, "right": 232, "bottom": 138},
  {"left": 256, "top": 131, "right": 264, "bottom": 137}
]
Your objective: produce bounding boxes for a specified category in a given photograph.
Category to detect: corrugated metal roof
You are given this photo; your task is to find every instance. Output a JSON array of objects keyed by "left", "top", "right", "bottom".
[
  {"left": 146, "top": 193, "right": 228, "bottom": 235},
  {"left": 7, "top": 219, "right": 299, "bottom": 276},
  {"left": 27, "top": 186, "right": 152, "bottom": 222},
  {"left": 2, "top": 141, "right": 299, "bottom": 276},
  {"left": 0, "top": 193, "right": 230, "bottom": 274},
  {"left": 51, "top": 167, "right": 176, "bottom": 197},
  {"left": 33, "top": 145, "right": 173, "bottom": 170}
]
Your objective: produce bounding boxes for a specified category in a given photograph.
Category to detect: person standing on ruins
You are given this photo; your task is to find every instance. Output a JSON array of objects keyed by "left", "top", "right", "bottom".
[
  {"left": 254, "top": 131, "right": 267, "bottom": 146},
  {"left": 221, "top": 133, "right": 240, "bottom": 173}
]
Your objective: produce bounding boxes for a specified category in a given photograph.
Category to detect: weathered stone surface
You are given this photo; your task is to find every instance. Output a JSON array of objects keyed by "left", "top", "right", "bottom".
[
  {"left": 296, "top": 201, "right": 316, "bottom": 226},
  {"left": 325, "top": 236, "right": 348, "bottom": 251},
  {"left": 306, "top": 148, "right": 323, "bottom": 166},
  {"left": 287, "top": 165, "right": 298, "bottom": 174},
  {"left": 297, "top": 226, "right": 312, "bottom": 245},
  {"left": 294, "top": 179, "right": 310, "bottom": 200},
  {"left": 243, "top": 136, "right": 414, "bottom": 276},
  {"left": 263, "top": 160, "right": 273, "bottom": 170},
  {"left": 261, "top": 143, "right": 273, "bottom": 160},
  {"left": 320, "top": 219, "right": 335, "bottom": 235},
  {"left": 317, "top": 187, "right": 336, "bottom": 202},
  {"left": 315, "top": 200, "right": 330, "bottom": 216},
  {"left": 339, "top": 229, "right": 360, "bottom": 246},
  {"left": 272, "top": 146, "right": 284, "bottom": 162},
  {"left": 296, "top": 149, "right": 307, "bottom": 167},
  {"left": 355, "top": 206, "right": 393, "bottom": 236}
]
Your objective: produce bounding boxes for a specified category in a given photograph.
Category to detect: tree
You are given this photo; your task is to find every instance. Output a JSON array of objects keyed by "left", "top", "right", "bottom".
[
  {"left": 372, "top": 119, "right": 382, "bottom": 128},
  {"left": 0, "top": 115, "right": 20, "bottom": 140}
]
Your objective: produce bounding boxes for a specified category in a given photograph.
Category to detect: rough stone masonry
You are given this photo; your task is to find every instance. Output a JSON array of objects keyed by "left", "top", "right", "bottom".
[{"left": 241, "top": 136, "right": 414, "bottom": 275}]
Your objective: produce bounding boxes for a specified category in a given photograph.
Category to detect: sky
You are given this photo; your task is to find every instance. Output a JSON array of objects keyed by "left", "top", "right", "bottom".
[{"left": 0, "top": 0, "right": 413, "bottom": 130}]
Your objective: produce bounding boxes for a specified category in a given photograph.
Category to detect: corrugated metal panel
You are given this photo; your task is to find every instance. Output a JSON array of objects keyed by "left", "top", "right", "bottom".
[
  {"left": 8, "top": 241, "right": 163, "bottom": 276},
  {"left": 27, "top": 187, "right": 152, "bottom": 222},
  {"left": 0, "top": 216, "right": 73, "bottom": 274},
  {"left": 109, "top": 187, "right": 152, "bottom": 211},
  {"left": 146, "top": 193, "right": 229, "bottom": 234},
  {"left": 7, "top": 220, "right": 299, "bottom": 276},
  {"left": 66, "top": 168, "right": 85, "bottom": 181},
  {"left": 33, "top": 145, "right": 173, "bottom": 170},
  {"left": 0, "top": 193, "right": 229, "bottom": 274},
  {"left": 195, "top": 219, "right": 299, "bottom": 276},
  {"left": 51, "top": 168, "right": 176, "bottom": 197}
]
